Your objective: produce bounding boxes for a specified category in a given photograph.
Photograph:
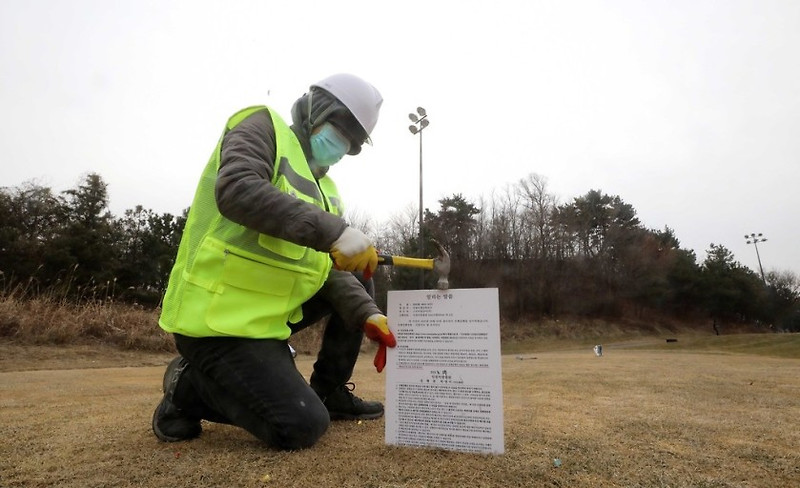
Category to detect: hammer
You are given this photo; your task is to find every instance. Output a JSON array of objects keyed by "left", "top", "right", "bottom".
[{"left": 377, "top": 240, "right": 451, "bottom": 290}]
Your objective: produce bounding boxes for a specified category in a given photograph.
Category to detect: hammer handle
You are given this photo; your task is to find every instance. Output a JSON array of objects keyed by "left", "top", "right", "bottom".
[{"left": 377, "top": 254, "right": 435, "bottom": 270}]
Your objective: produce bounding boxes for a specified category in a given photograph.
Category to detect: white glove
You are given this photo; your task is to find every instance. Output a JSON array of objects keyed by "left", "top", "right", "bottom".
[{"left": 331, "top": 227, "right": 371, "bottom": 256}]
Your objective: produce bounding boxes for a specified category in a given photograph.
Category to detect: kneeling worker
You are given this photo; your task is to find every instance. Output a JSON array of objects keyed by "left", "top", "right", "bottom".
[{"left": 152, "top": 73, "right": 397, "bottom": 450}]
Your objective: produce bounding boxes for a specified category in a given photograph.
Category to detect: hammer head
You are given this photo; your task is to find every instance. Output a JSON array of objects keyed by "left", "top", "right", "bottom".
[{"left": 431, "top": 239, "right": 451, "bottom": 290}]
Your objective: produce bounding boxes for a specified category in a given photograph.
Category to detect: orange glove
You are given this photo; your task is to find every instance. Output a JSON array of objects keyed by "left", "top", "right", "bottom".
[{"left": 363, "top": 314, "right": 397, "bottom": 373}]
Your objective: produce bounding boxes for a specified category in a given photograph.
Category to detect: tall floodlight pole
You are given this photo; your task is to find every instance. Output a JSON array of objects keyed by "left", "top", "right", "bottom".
[
  {"left": 744, "top": 232, "right": 768, "bottom": 283},
  {"left": 409, "top": 107, "right": 430, "bottom": 289}
]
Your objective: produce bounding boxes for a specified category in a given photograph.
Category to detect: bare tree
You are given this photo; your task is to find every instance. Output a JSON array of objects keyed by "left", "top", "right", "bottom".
[
  {"left": 517, "top": 173, "right": 558, "bottom": 260},
  {"left": 375, "top": 204, "right": 418, "bottom": 255},
  {"left": 344, "top": 208, "right": 376, "bottom": 239}
]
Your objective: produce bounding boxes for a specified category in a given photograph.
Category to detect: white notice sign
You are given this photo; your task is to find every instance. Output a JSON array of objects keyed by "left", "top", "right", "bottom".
[{"left": 385, "top": 288, "right": 504, "bottom": 454}]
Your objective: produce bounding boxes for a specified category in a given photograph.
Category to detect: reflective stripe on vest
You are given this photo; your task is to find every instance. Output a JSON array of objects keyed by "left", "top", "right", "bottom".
[{"left": 319, "top": 177, "right": 343, "bottom": 216}]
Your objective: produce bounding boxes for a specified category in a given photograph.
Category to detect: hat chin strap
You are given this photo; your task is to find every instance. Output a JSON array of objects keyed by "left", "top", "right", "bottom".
[
  {"left": 306, "top": 91, "right": 315, "bottom": 133},
  {"left": 306, "top": 89, "right": 339, "bottom": 134}
]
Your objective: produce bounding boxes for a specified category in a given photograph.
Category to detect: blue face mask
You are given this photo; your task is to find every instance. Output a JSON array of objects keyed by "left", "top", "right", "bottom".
[{"left": 310, "top": 123, "right": 351, "bottom": 167}]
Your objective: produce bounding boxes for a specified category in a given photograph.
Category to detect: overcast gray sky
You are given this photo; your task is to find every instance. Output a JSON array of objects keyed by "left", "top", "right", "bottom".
[{"left": 2, "top": 0, "right": 798, "bottom": 276}]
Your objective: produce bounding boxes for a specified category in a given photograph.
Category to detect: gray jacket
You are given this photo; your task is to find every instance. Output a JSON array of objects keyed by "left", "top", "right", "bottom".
[{"left": 214, "top": 108, "right": 380, "bottom": 328}]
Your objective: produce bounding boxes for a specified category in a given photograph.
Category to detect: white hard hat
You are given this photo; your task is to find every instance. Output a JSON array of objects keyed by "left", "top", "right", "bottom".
[{"left": 311, "top": 74, "right": 383, "bottom": 138}]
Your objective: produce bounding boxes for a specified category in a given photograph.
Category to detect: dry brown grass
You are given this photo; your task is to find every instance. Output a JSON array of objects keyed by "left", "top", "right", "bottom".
[
  {"left": 0, "top": 292, "right": 338, "bottom": 357},
  {"left": 2, "top": 341, "right": 798, "bottom": 488},
  {"left": 2, "top": 293, "right": 797, "bottom": 486},
  {"left": 0, "top": 293, "right": 174, "bottom": 352},
  {"left": 0, "top": 289, "right": 763, "bottom": 356}
]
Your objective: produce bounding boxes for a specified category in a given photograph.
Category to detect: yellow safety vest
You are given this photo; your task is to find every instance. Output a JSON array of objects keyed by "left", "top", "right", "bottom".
[{"left": 159, "top": 106, "right": 342, "bottom": 339}]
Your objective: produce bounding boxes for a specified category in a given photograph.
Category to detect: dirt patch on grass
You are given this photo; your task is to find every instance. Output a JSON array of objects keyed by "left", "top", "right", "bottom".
[{"left": 2, "top": 343, "right": 798, "bottom": 487}]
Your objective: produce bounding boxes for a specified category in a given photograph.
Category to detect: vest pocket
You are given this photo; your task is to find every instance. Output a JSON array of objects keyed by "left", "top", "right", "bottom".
[
  {"left": 205, "top": 249, "right": 296, "bottom": 338},
  {"left": 258, "top": 233, "right": 307, "bottom": 261}
]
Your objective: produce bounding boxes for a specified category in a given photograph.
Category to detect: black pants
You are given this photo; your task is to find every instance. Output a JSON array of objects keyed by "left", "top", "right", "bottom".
[{"left": 171, "top": 278, "right": 372, "bottom": 450}]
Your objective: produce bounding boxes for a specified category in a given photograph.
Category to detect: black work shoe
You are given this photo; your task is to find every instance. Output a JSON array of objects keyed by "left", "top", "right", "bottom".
[
  {"left": 152, "top": 356, "right": 202, "bottom": 442},
  {"left": 323, "top": 382, "right": 384, "bottom": 421}
]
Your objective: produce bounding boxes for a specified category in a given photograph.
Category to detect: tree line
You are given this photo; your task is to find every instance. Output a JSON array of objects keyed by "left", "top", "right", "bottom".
[
  {"left": 0, "top": 174, "right": 185, "bottom": 306},
  {"left": 375, "top": 174, "right": 799, "bottom": 332},
  {"left": 2, "top": 173, "right": 798, "bottom": 331}
]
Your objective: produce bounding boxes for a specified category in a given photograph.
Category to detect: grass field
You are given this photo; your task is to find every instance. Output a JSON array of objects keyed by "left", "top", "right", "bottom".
[{"left": 1, "top": 334, "right": 798, "bottom": 488}]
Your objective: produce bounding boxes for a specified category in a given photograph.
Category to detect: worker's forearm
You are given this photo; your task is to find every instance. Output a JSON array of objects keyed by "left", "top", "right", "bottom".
[{"left": 321, "top": 270, "right": 382, "bottom": 328}]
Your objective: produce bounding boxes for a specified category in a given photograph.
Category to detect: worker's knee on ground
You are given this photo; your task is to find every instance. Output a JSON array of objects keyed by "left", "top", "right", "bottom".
[
  {"left": 256, "top": 403, "right": 330, "bottom": 450},
  {"left": 278, "top": 408, "right": 330, "bottom": 450}
]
